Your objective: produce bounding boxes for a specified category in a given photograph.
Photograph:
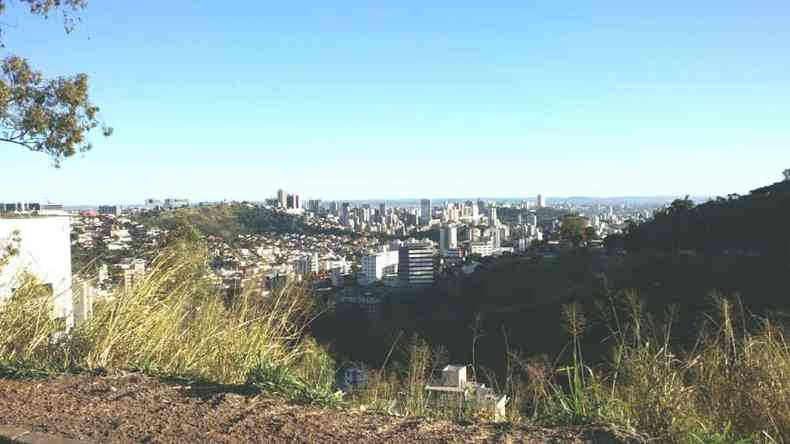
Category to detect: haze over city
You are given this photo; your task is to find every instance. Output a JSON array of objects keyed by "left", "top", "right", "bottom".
[{"left": 2, "top": 1, "right": 789, "bottom": 204}]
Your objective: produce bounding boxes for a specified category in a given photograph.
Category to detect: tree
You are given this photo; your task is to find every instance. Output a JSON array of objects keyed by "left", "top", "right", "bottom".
[
  {"left": 560, "top": 215, "right": 588, "bottom": 247},
  {"left": 1, "top": 0, "right": 110, "bottom": 166},
  {"left": 666, "top": 196, "right": 694, "bottom": 216},
  {"left": 783, "top": 169, "right": 790, "bottom": 182},
  {"left": 0, "top": 1, "right": 88, "bottom": 44}
]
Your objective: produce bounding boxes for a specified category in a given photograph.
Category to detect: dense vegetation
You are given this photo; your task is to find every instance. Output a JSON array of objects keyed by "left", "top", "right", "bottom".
[{"left": 609, "top": 179, "right": 790, "bottom": 259}]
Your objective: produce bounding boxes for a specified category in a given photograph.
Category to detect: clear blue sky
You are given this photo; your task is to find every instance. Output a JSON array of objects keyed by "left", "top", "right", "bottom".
[{"left": 2, "top": 1, "right": 789, "bottom": 204}]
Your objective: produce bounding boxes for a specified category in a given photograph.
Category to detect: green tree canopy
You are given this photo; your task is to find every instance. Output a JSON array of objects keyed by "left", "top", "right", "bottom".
[
  {"left": 0, "top": 0, "right": 110, "bottom": 166},
  {"left": 560, "top": 215, "right": 589, "bottom": 247}
]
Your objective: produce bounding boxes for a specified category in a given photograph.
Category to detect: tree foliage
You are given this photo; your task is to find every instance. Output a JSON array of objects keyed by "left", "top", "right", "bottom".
[
  {"left": 560, "top": 215, "right": 588, "bottom": 247},
  {"left": 622, "top": 176, "right": 790, "bottom": 259},
  {"left": 0, "top": 1, "right": 87, "bottom": 43},
  {"left": 0, "top": 56, "right": 109, "bottom": 165},
  {"left": 0, "top": 0, "right": 109, "bottom": 166}
]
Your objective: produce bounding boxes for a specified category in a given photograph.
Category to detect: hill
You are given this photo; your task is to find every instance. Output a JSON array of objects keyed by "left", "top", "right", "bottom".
[{"left": 615, "top": 178, "right": 790, "bottom": 259}]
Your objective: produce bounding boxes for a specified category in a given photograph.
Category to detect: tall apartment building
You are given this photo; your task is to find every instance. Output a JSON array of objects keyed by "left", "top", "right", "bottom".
[
  {"left": 360, "top": 250, "right": 399, "bottom": 286},
  {"left": 398, "top": 243, "right": 435, "bottom": 287},
  {"left": 537, "top": 194, "right": 546, "bottom": 208},
  {"left": 307, "top": 199, "right": 322, "bottom": 213},
  {"left": 488, "top": 207, "right": 498, "bottom": 227},
  {"left": 420, "top": 199, "right": 432, "bottom": 226},
  {"left": 277, "top": 189, "right": 287, "bottom": 208},
  {"left": 341, "top": 202, "right": 351, "bottom": 224},
  {"left": 295, "top": 252, "right": 319, "bottom": 275},
  {"left": 439, "top": 224, "right": 458, "bottom": 256},
  {"left": 490, "top": 228, "right": 502, "bottom": 249}
]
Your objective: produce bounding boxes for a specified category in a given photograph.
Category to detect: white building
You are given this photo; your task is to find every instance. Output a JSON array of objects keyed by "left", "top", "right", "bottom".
[
  {"left": 360, "top": 250, "right": 399, "bottom": 286},
  {"left": 468, "top": 241, "right": 494, "bottom": 257},
  {"left": 0, "top": 216, "right": 74, "bottom": 327},
  {"left": 488, "top": 207, "right": 498, "bottom": 227},
  {"left": 439, "top": 225, "right": 458, "bottom": 256},
  {"left": 294, "top": 252, "right": 319, "bottom": 275},
  {"left": 490, "top": 229, "right": 502, "bottom": 249}
]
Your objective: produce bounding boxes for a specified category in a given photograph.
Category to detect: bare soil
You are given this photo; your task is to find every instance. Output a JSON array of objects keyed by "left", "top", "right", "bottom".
[{"left": 0, "top": 374, "right": 640, "bottom": 443}]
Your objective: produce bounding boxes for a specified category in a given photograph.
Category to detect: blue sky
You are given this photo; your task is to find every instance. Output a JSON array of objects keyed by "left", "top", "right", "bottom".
[{"left": 2, "top": 1, "right": 789, "bottom": 204}]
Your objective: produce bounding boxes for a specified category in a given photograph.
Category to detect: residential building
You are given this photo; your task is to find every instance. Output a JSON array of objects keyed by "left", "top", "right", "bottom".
[
  {"left": 490, "top": 229, "right": 502, "bottom": 249},
  {"left": 307, "top": 199, "right": 322, "bottom": 213},
  {"left": 360, "top": 250, "right": 399, "bottom": 286},
  {"left": 439, "top": 225, "right": 458, "bottom": 256},
  {"left": 468, "top": 241, "right": 494, "bottom": 257},
  {"left": 116, "top": 258, "right": 146, "bottom": 291},
  {"left": 488, "top": 207, "right": 498, "bottom": 227},
  {"left": 398, "top": 242, "right": 435, "bottom": 287},
  {"left": 420, "top": 199, "right": 432, "bottom": 226},
  {"left": 286, "top": 193, "right": 300, "bottom": 210},
  {"left": 277, "top": 189, "right": 288, "bottom": 208},
  {"left": 295, "top": 253, "right": 319, "bottom": 275}
]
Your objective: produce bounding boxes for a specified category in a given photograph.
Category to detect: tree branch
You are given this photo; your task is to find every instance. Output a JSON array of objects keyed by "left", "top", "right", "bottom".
[{"left": 0, "top": 136, "right": 35, "bottom": 151}]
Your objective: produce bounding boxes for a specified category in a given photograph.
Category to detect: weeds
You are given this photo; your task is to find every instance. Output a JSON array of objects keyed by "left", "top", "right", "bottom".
[
  {"left": 521, "top": 293, "right": 790, "bottom": 443},
  {"left": 0, "top": 243, "right": 332, "bottom": 406}
]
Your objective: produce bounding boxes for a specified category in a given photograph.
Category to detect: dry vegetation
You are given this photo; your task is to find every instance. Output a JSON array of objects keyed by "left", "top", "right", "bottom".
[
  {"left": 347, "top": 295, "right": 790, "bottom": 443},
  {"left": 0, "top": 243, "right": 335, "bottom": 403},
  {"left": 1, "top": 247, "right": 789, "bottom": 443}
]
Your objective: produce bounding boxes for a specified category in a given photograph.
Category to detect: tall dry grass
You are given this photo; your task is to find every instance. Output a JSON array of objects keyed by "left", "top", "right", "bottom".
[
  {"left": 0, "top": 243, "right": 329, "bottom": 390},
  {"left": 352, "top": 335, "right": 454, "bottom": 418},
  {"left": 522, "top": 293, "right": 790, "bottom": 443}
]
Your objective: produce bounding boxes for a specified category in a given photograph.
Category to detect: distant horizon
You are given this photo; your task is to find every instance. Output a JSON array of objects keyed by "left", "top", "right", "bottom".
[{"left": 50, "top": 194, "right": 718, "bottom": 209}]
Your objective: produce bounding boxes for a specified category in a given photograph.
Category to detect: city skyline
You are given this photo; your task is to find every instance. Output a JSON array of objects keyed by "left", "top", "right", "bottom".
[
  {"left": 0, "top": 193, "right": 717, "bottom": 208},
  {"left": 31, "top": 193, "right": 712, "bottom": 209},
  {"left": 2, "top": 1, "right": 789, "bottom": 202}
]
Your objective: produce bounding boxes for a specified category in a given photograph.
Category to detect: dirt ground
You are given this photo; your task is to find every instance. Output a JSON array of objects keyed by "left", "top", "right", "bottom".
[{"left": 0, "top": 374, "right": 640, "bottom": 443}]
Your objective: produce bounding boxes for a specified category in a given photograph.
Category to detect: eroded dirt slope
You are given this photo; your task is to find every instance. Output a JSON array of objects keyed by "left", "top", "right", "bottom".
[{"left": 0, "top": 374, "right": 637, "bottom": 443}]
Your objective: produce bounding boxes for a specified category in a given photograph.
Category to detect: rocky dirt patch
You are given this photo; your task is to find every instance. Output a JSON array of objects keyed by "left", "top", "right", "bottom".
[{"left": 0, "top": 374, "right": 641, "bottom": 443}]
